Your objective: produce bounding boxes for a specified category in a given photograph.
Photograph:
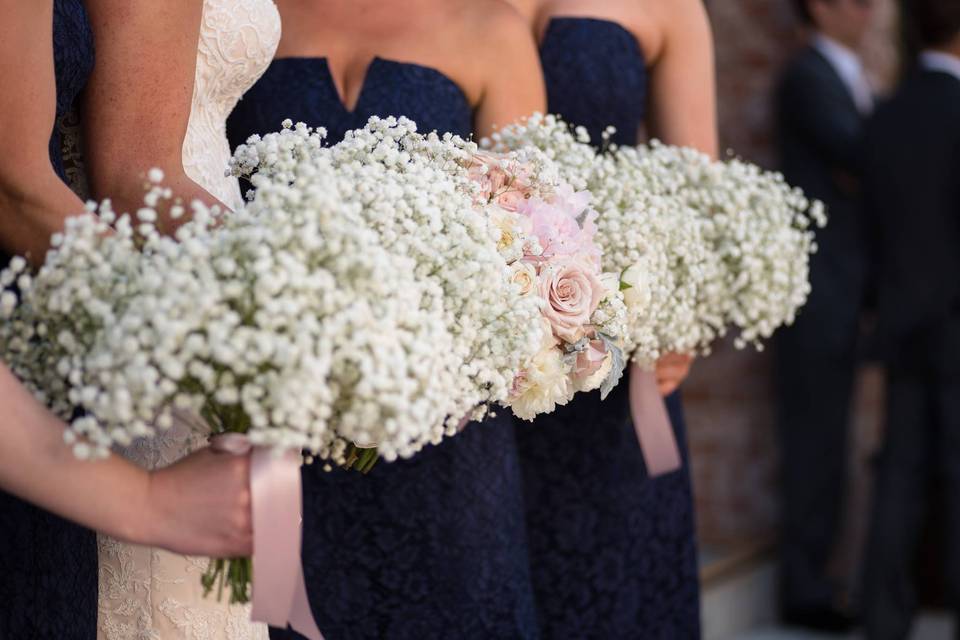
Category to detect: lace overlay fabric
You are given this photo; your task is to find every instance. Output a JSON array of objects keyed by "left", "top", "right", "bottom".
[
  {"left": 98, "top": 537, "right": 261, "bottom": 640},
  {"left": 97, "top": 1, "right": 280, "bottom": 638},
  {"left": 58, "top": 109, "right": 91, "bottom": 200},
  {"left": 181, "top": 0, "right": 280, "bottom": 210}
]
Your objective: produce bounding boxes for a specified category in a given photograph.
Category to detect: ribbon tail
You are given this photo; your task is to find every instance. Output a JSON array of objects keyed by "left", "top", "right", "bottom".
[
  {"left": 629, "top": 368, "right": 682, "bottom": 477},
  {"left": 289, "top": 563, "right": 324, "bottom": 640},
  {"left": 248, "top": 447, "right": 324, "bottom": 638}
]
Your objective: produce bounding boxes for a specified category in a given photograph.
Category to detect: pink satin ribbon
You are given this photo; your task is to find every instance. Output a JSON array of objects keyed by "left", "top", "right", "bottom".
[
  {"left": 628, "top": 369, "right": 682, "bottom": 477},
  {"left": 211, "top": 434, "right": 324, "bottom": 640}
]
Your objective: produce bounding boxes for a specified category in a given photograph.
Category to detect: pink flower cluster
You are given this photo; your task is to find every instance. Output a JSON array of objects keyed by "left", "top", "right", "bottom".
[{"left": 465, "top": 152, "right": 620, "bottom": 418}]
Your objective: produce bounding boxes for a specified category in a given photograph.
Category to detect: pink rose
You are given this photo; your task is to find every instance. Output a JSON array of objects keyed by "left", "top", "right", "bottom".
[{"left": 538, "top": 257, "right": 604, "bottom": 343}]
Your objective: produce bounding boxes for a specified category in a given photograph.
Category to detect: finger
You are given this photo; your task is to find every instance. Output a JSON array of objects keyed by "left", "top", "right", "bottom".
[{"left": 659, "top": 381, "right": 679, "bottom": 396}]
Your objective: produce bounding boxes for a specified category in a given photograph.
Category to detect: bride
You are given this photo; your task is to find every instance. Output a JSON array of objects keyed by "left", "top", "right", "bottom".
[{"left": 81, "top": 0, "right": 281, "bottom": 637}]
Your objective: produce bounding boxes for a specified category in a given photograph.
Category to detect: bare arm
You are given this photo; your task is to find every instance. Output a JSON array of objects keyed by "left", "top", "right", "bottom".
[
  {"left": 0, "top": 1, "right": 249, "bottom": 556},
  {"left": 473, "top": 3, "right": 547, "bottom": 138},
  {"left": 646, "top": 0, "right": 718, "bottom": 158},
  {"left": 82, "top": 0, "right": 227, "bottom": 232},
  {"left": 0, "top": 0, "right": 86, "bottom": 265},
  {"left": 0, "top": 363, "right": 252, "bottom": 556}
]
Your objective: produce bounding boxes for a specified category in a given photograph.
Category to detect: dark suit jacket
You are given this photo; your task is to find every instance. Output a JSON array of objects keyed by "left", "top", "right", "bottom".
[
  {"left": 775, "top": 45, "right": 870, "bottom": 353},
  {"left": 863, "top": 68, "right": 960, "bottom": 374}
]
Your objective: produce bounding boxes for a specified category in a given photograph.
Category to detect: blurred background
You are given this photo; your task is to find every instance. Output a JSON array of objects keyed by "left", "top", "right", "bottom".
[{"left": 687, "top": 1, "right": 954, "bottom": 637}]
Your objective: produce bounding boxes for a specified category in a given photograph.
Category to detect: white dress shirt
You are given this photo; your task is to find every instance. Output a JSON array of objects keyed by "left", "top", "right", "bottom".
[
  {"left": 920, "top": 50, "right": 960, "bottom": 84},
  {"left": 812, "top": 33, "right": 874, "bottom": 115}
]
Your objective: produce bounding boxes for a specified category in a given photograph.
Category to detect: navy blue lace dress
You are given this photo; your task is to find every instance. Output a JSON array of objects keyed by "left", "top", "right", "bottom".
[
  {"left": 227, "top": 58, "right": 540, "bottom": 640},
  {"left": 0, "top": 2, "right": 97, "bottom": 639},
  {"left": 514, "top": 17, "right": 701, "bottom": 639}
]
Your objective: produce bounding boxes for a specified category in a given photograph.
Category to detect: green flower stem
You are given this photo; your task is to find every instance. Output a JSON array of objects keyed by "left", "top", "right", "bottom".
[
  {"left": 341, "top": 442, "right": 380, "bottom": 474},
  {"left": 202, "top": 557, "right": 253, "bottom": 605}
]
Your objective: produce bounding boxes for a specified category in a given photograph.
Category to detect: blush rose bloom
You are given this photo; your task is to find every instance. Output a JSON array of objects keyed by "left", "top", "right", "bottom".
[{"left": 538, "top": 257, "right": 604, "bottom": 343}]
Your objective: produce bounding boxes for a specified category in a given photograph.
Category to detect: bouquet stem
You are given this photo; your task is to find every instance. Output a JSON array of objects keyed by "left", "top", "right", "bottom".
[
  {"left": 202, "top": 556, "right": 252, "bottom": 604},
  {"left": 341, "top": 442, "right": 379, "bottom": 474}
]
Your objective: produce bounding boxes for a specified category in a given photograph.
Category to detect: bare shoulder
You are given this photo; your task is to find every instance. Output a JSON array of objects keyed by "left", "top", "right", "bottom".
[
  {"left": 454, "top": 0, "right": 536, "bottom": 50},
  {"left": 643, "top": 0, "right": 710, "bottom": 40},
  {"left": 624, "top": 0, "right": 709, "bottom": 62}
]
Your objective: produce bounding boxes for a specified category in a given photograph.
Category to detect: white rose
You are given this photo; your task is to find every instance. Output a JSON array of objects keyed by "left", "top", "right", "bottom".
[
  {"left": 598, "top": 271, "right": 621, "bottom": 302},
  {"left": 621, "top": 261, "right": 651, "bottom": 312}
]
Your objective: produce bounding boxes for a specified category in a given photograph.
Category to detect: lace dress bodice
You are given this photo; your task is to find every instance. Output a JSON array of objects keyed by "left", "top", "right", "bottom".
[
  {"left": 97, "top": 2, "right": 280, "bottom": 639},
  {"left": 182, "top": 0, "right": 281, "bottom": 209}
]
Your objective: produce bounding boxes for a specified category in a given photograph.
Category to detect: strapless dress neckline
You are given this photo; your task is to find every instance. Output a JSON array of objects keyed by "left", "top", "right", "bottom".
[
  {"left": 228, "top": 55, "right": 473, "bottom": 149},
  {"left": 269, "top": 56, "right": 469, "bottom": 116},
  {"left": 541, "top": 15, "right": 645, "bottom": 52}
]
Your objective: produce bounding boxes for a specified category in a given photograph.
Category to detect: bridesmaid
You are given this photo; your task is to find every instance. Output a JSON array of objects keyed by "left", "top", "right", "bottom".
[
  {"left": 0, "top": 2, "right": 253, "bottom": 638},
  {"left": 507, "top": 0, "right": 718, "bottom": 637},
  {"left": 0, "top": 2, "right": 97, "bottom": 637},
  {"left": 226, "top": 1, "right": 545, "bottom": 638}
]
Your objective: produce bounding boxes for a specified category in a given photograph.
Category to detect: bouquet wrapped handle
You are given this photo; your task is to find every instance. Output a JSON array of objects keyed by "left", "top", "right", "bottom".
[
  {"left": 210, "top": 434, "right": 324, "bottom": 639},
  {"left": 628, "top": 369, "right": 682, "bottom": 477}
]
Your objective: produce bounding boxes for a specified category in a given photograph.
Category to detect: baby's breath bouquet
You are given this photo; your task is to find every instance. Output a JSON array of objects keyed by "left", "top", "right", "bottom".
[
  {"left": 0, "top": 170, "right": 470, "bottom": 465},
  {"left": 489, "top": 114, "right": 826, "bottom": 365},
  {"left": 0, "top": 158, "right": 488, "bottom": 602}
]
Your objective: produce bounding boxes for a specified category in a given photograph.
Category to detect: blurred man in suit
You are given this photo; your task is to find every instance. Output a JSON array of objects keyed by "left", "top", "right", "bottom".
[
  {"left": 861, "top": 1, "right": 960, "bottom": 637},
  {"left": 774, "top": 0, "right": 876, "bottom": 629}
]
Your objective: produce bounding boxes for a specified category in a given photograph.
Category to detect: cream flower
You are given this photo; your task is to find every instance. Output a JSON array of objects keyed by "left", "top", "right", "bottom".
[
  {"left": 621, "top": 261, "right": 652, "bottom": 314},
  {"left": 510, "top": 262, "right": 538, "bottom": 296},
  {"left": 508, "top": 346, "right": 573, "bottom": 421}
]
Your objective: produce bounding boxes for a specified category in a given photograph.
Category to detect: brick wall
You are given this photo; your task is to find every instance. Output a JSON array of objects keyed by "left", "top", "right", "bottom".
[{"left": 688, "top": 0, "right": 899, "bottom": 555}]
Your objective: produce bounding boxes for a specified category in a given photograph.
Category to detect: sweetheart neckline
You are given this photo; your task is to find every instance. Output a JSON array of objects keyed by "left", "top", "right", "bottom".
[
  {"left": 268, "top": 56, "right": 471, "bottom": 115},
  {"left": 539, "top": 16, "right": 646, "bottom": 65}
]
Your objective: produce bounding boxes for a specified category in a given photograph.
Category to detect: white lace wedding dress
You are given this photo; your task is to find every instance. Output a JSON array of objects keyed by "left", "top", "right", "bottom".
[{"left": 96, "top": 1, "right": 281, "bottom": 638}]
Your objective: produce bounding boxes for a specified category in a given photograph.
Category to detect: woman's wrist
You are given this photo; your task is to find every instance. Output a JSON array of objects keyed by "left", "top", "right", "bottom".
[
  {"left": 116, "top": 466, "right": 163, "bottom": 547},
  {"left": 139, "top": 467, "right": 176, "bottom": 548}
]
